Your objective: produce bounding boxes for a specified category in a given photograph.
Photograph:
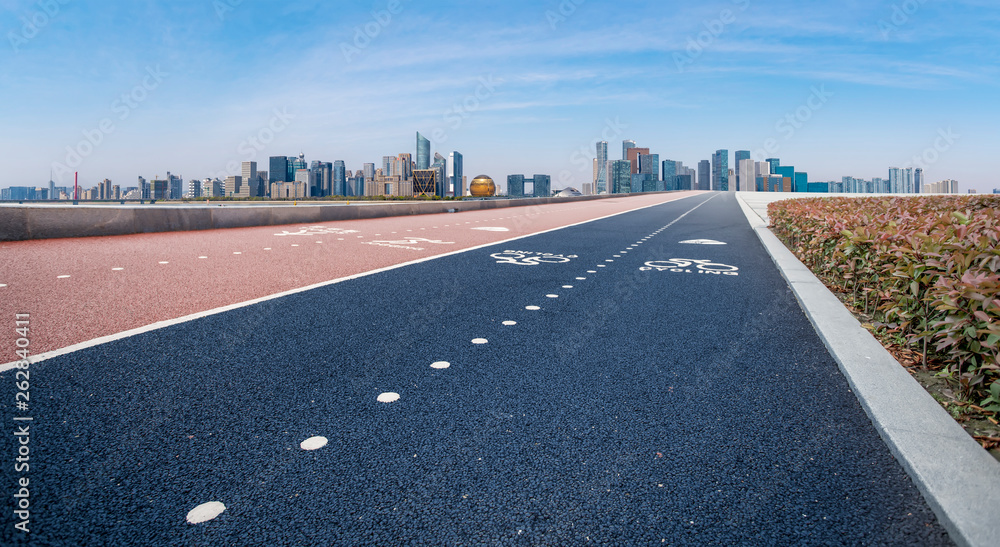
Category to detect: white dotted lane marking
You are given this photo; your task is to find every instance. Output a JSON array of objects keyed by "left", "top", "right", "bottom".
[
  {"left": 187, "top": 502, "right": 226, "bottom": 524},
  {"left": 316, "top": 241, "right": 323, "bottom": 244},
  {"left": 159, "top": 261, "right": 169, "bottom": 265},
  {"left": 587, "top": 270, "right": 597, "bottom": 273},
  {"left": 546, "top": 294, "right": 559, "bottom": 298},
  {"left": 291, "top": 244, "right": 299, "bottom": 247},
  {"left": 597, "top": 265, "right": 606, "bottom": 268},
  {"left": 472, "top": 338, "right": 489, "bottom": 344},
  {"left": 502, "top": 321, "right": 517, "bottom": 326},
  {"left": 526, "top": 306, "right": 541, "bottom": 311},
  {"left": 198, "top": 256, "right": 208, "bottom": 259},
  {"left": 57, "top": 275, "right": 71, "bottom": 279},
  {"left": 233, "top": 252, "right": 242, "bottom": 255},
  {"left": 605, "top": 259, "right": 614, "bottom": 262},
  {"left": 0, "top": 284, "right": 7, "bottom": 288},
  {"left": 300, "top": 436, "right": 328, "bottom": 451},
  {"left": 431, "top": 361, "right": 451, "bottom": 369},
  {"left": 614, "top": 255, "right": 621, "bottom": 258},
  {"left": 576, "top": 277, "right": 586, "bottom": 280},
  {"left": 337, "top": 238, "right": 344, "bottom": 241},
  {"left": 377, "top": 392, "right": 400, "bottom": 403},
  {"left": 562, "top": 285, "right": 573, "bottom": 289}
]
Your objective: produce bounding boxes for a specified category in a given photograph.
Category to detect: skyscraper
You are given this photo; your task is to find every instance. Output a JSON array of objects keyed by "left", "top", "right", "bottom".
[
  {"left": 627, "top": 147, "right": 650, "bottom": 174},
  {"left": 507, "top": 174, "right": 525, "bottom": 197},
  {"left": 622, "top": 140, "right": 636, "bottom": 161},
  {"left": 416, "top": 132, "right": 431, "bottom": 170},
  {"left": 611, "top": 160, "right": 631, "bottom": 194},
  {"left": 382, "top": 156, "right": 394, "bottom": 177},
  {"left": 639, "top": 153, "right": 659, "bottom": 192},
  {"left": 698, "top": 160, "right": 711, "bottom": 191},
  {"left": 363, "top": 163, "right": 375, "bottom": 183},
  {"left": 914, "top": 168, "right": 924, "bottom": 193},
  {"left": 712, "top": 150, "right": 729, "bottom": 191},
  {"left": 662, "top": 160, "right": 678, "bottom": 191},
  {"left": 533, "top": 174, "right": 551, "bottom": 197},
  {"left": 432, "top": 153, "right": 447, "bottom": 198},
  {"left": 734, "top": 151, "right": 750, "bottom": 191},
  {"left": 449, "top": 151, "right": 464, "bottom": 197},
  {"left": 766, "top": 158, "right": 780, "bottom": 175},
  {"left": 596, "top": 141, "right": 608, "bottom": 194},
  {"left": 240, "top": 163, "right": 257, "bottom": 197},
  {"left": 738, "top": 159, "right": 755, "bottom": 192},
  {"left": 334, "top": 161, "right": 346, "bottom": 196},
  {"left": 269, "top": 156, "right": 288, "bottom": 184}
]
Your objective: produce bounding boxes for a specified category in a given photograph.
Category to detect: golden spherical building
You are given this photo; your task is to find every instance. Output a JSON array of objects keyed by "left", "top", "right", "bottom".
[{"left": 469, "top": 175, "right": 496, "bottom": 198}]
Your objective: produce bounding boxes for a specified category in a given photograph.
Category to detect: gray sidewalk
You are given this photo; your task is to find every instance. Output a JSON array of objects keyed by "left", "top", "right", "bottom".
[{"left": 735, "top": 191, "right": 1000, "bottom": 547}]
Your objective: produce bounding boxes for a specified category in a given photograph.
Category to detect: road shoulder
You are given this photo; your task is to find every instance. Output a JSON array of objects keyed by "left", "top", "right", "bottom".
[{"left": 737, "top": 192, "right": 1000, "bottom": 547}]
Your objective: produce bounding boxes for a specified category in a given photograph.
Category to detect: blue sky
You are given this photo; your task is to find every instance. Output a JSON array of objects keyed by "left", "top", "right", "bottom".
[{"left": 2, "top": 0, "right": 999, "bottom": 192}]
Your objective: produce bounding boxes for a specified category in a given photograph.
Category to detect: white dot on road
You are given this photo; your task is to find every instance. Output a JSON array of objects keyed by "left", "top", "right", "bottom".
[
  {"left": 562, "top": 285, "right": 573, "bottom": 289},
  {"left": 598, "top": 265, "right": 607, "bottom": 268},
  {"left": 587, "top": 270, "right": 597, "bottom": 273},
  {"left": 502, "top": 321, "right": 517, "bottom": 326},
  {"left": 291, "top": 244, "right": 299, "bottom": 247},
  {"left": 0, "top": 284, "right": 6, "bottom": 288},
  {"left": 431, "top": 361, "right": 451, "bottom": 369},
  {"left": 233, "top": 252, "right": 242, "bottom": 254},
  {"left": 198, "top": 256, "right": 208, "bottom": 259},
  {"left": 576, "top": 277, "right": 586, "bottom": 280},
  {"left": 159, "top": 261, "right": 169, "bottom": 264},
  {"left": 300, "top": 436, "right": 328, "bottom": 451},
  {"left": 187, "top": 502, "right": 226, "bottom": 524},
  {"left": 377, "top": 392, "right": 400, "bottom": 403},
  {"left": 605, "top": 259, "right": 614, "bottom": 262},
  {"left": 57, "top": 275, "right": 71, "bottom": 279},
  {"left": 526, "top": 305, "right": 541, "bottom": 310},
  {"left": 264, "top": 248, "right": 272, "bottom": 251},
  {"left": 112, "top": 267, "right": 124, "bottom": 271},
  {"left": 546, "top": 294, "right": 559, "bottom": 298},
  {"left": 316, "top": 241, "right": 323, "bottom": 244},
  {"left": 614, "top": 255, "right": 621, "bottom": 258},
  {"left": 472, "top": 338, "right": 488, "bottom": 344}
]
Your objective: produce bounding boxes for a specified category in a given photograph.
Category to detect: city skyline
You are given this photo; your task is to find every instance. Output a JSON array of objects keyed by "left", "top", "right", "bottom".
[{"left": 2, "top": 1, "right": 998, "bottom": 192}]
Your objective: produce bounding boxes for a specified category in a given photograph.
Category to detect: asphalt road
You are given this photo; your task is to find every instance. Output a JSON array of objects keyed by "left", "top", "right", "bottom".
[{"left": 1, "top": 192, "right": 951, "bottom": 545}]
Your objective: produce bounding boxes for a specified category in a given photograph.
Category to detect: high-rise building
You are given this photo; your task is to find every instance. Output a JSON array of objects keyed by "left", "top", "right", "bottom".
[
  {"left": 416, "top": 132, "right": 431, "bottom": 170},
  {"left": 432, "top": 153, "right": 447, "bottom": 198},
  {"left": 662, "top": 160, "right": 678, "bottom": 191},
  {"left": 395, "top": 153, "right": 413, "bottom": 182},
  {"left": 333, "top": 161, "right": 346, "bottom": 196},
  {"left": 914, "top": 168, "right": 924, "bottom": 193},
  {"left": 533, "top": 174, "right": 551, "bottom": 197},
  {"left": 734, "top": 151, "right": 750, "bottom": 191},
  {"left": 698, "top": 160, "right": 710, "bottom": 191},
  {"left": 622, "top": 140, "right": 636, "bottom": 161},
  {"left": 738, "top": 159, "right": 755, "bottom": 192},
  {"left": 449, "top": 152, "right": 464, "bottom": 197},
  {"left": 240, "top": 163, "right": 257, "bottom": 197},
  {"left": 712, "top": 150, "right": 729, "bottom": 191},
  {"left": 611, "top": 160, "right": 631, "bottom": 194},
  {"left": 99, "top": 179, "right": 112, "bottom": 200},
  {"left": 626, "top": 147, "right": 650, "bottom": 174},
  {"left": 766, "top": 158, "right": 780, "bottom": 175},
  {"left": 187, "top": 178, "right": 201, "bottom": 198},
  {"left": 507, "top": 174, "right": 525, "bottom": 197},
  {"left": 639, "top": 153, "right": 659, "bottom": 192},
  {"left": 363, "top": 163, "right": 375, "bottom": 182},
  {"left": 269, "top": 156, "right": 288, "bottom": 184},
  {"left": 382, "top": 156, "right": 394, "bottom": 177},
  {"left": 151, "top": 179, "right": 169, "bottom": 200},
  {"left": 596, "top": 141, "right": 608, "bottom": 194}
]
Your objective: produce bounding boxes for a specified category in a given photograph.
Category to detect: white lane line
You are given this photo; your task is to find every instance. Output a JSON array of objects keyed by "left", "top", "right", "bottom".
[
  {"left": 526, "top": 306, "right": 541, "bottom": 311},
  {"left": 233, "top": 252, "right": 242, "bottom": 255},
  {"left": 546, "top": 294, "right": 559, "bottom": 299},
  {"left": 159, "top": 261, "right": 169, "bottom": 264},
  {"left": 57, "top": 275, "right": 71, "bottom": 279},
  {"left": 187, "top": 502, "right": 226, "bottom": 524},
  {"left": 562, "top": 285, "right": 573, "bottom": 289},
  {"left": 472, "top": 338, "right": 488, "bottom": 344},
  {"left": 431, "top": 361, "right": 451, "bottom": 369},
  {"left": 502, "top": 321, "right": 517, "bottom": 326},
  {"left": 576, "top": 277, "right": 586, "bottom": 280},
  {"left": 112, "top": 268, "right": 124, "bottom": 271},
  {"left": 0, "top": 284, "right": 7, "bottom": 288},
  {"left": 378, "top": 392, "right": 400, "bottom": 403},
  {"left": 198, "top": 256, "right": 208, "bottom": 259},
  {"left": 1, "top": 194, "right": 713, "bottom": 373},
  {"left": 300, "top": 436, "right": 328, "bottom": 450},
  {"left": 587, "top": 270, "right": 597, "bottom": 273}
]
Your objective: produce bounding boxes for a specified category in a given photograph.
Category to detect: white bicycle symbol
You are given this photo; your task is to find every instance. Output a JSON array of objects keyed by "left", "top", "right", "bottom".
[
  {"left": 641, "top": 259, "right": 739, "bottom": 273},
  {"left": 491, "top": 251, "right": 578, "bottom": 266}
]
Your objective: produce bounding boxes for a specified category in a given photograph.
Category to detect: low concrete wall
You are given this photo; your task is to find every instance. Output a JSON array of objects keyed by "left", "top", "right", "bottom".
[{"left": 0, "top": 193, "right": 672, "bottom": 241}]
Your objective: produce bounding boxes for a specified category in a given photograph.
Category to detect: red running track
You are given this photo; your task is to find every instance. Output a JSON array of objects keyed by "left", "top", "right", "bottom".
[{"left": 0, "top": 192, "right": 703, "bottom": 360}]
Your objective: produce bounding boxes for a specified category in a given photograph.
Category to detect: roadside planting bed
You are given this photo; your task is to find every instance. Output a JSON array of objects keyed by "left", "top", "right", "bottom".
[{"left": 768, "top": 195, "right": 1000, "bottom": 457}]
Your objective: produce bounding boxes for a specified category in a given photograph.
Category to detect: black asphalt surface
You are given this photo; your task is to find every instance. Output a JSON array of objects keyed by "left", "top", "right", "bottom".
[{"left": 2, "top": 192, "right": 952, "bottom": 546}]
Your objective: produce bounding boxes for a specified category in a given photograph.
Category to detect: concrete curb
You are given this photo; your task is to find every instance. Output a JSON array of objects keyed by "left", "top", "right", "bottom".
[
  {"left": 736, "top": 193, "right": 1000, "bottom": 547},
  {"left": 0, "top": 192, "right": 669, "bottom": 241}
]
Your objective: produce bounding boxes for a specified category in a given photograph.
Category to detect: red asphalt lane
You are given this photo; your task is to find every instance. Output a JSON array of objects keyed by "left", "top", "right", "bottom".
[{"left": 1, "top": 192, "right": 702, "bottom": 359}]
